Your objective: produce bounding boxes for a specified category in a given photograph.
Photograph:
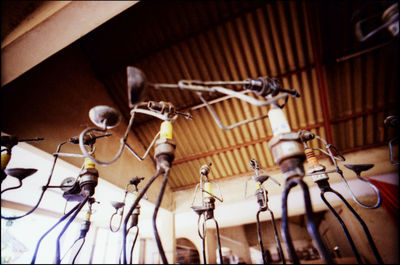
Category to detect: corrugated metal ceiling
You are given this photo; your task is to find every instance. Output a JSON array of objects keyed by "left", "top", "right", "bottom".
[{"left": 79, "top": 0, "right": 398, "bottom": 190}]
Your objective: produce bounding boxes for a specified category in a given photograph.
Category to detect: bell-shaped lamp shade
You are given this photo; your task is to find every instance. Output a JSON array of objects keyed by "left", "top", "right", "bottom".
[
  {"left": 89, "top": 105, "right": 121, "bottom": 129},
  {"left": 127, "top": 66, "right": 147, "bottom": 108}
]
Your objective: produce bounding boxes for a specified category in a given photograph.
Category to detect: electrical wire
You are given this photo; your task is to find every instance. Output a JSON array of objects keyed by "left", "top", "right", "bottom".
[
  {"left": 56, "top": 195, "right": 90, "bottom": 264},
  {"left": 319, "top": 186, "right": 363, "bottom": 264},
  {"left": 319, "top": 183, "right": 383, "bottom": 264},
  {"left": 2, "top": 141, "right": 67, "bottom": 220},
  {"left": 316, "top": 135, "right": 382, "bottom": 209},
  {"left": 281, "top": 178, "right": 334, "bottom": 264},
  {"left": 30, "top": 199, "right": 81, "bottom": 264},
  {"left": 122, "top": 169, "right": 162, "bottom": 264},
  {"left": 152, "top": 168, "right": 171, "bottom": 264}
]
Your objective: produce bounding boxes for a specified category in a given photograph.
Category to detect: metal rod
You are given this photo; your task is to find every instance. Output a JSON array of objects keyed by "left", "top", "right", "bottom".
[
  {"left": 72, "top": 238, "right": 85, "bottom": 264},
  {"left": 129, "top": 227, "right": 139, "bottom": 264},
  {"left": 202, "top": 217, "right": 207, "bottom": 264},
  {"left": 256, "top": 210, "right": 267, "bottom": 264},
  {"left": 268, "top": 209, "right": 286, "bottom": 265},
  {"left": 212, "top": 217, "right": 223, "bottom": 264},
  {"left": 56, "top": 196, "right": 90, "bottom": 264},
  {"left": 336, "top": 41, "right": 393, "bottom": 62}
]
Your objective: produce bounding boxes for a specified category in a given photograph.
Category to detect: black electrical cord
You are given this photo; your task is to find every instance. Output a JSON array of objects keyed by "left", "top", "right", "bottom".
[
  {"left": 281, "top": 178, "right": 334, "bottom": 264},
  {"left": 122, "top": 169, "right": 162, "bottom": 264},
  {"left": 31, "top": 199, "right": 81, "bottom": 264},
  {"left": 56, "top": 195, "right": 90, "bottom": 264},
  {"left": 2, "top": 141, "right": 67, "bottom": 220},
  {"left": 152, "top": 168, "right": 171, "bottom": 264},
  {"left": 319, "top": 181, "right": 383, "bottom": 264},
  {"left": 319, "top": 189, "right": 362, "bottom": 264}
]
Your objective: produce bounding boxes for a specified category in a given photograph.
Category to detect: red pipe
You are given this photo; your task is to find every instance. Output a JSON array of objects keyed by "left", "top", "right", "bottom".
[{"left": 306, "top": 1, "right": 334, "bottom": 145}]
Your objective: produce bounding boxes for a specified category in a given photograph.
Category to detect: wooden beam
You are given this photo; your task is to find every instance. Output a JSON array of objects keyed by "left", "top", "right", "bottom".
[{"left": 1, "top": 1, "right": 138, "bottom": 87}]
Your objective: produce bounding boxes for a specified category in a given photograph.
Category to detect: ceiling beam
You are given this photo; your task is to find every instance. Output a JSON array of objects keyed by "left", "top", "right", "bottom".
[{"left": 1, "top": 1, "right": 138, "bottom": 87}]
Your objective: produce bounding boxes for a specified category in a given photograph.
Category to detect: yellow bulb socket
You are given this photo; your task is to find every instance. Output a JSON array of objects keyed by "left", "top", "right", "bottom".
[
  {"left": 160, "top": 121, "right": 173, "bottom": 139},
  {"left": 204, "top": 182, "right": 212, "bottom": 198},
  {"left": 1, "top": 153, "right": 11, "bottom": 171},
  {"left": 84, "top": 158, "right": 96, "bottom": 169},
  {"left": 85, "top": 211, "right": 91, "bottom": 221}
]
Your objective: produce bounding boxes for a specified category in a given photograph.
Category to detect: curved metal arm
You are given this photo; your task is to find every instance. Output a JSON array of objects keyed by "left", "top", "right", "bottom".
[
  {"left": 110, "top": 209, "right": 124, "bottom": 233},
  {"left": 314, "top": 135, "right": 345, "bottom": 162},
  {"left": 124, "top": 131, "right": 160, "bottom": 161},
  {"left": 151, "top": 77, "right": 298, "bottom": 130},
  {"left": 355, "top": 3, "right": 399, "bottom": 42},
  {"left": 198, "top": 93, "right": 270, "bottom": 130},
  {"left": 2, "top": 141, "right": 68, "bottom": 220},
  {"left": 176, "top": 80, "right": 293, "bottom": 107},
  {"left": 200, "top": 182, "right": 224, "bottom": 203},
  {"left": 1, "top": 179, "right": 22, "bottom": 194},
  {"left": 79, "top": 102, "right": 179, "bottom": 166},
  {"left": 309, "top": 133, "right": 382, "bottom": 209},
  {"left": 191, "top": 183, "right": 201, "bottom": 207},
  {"left": 338, "top": 168, "right": 382, "bottom": 209},
  {"left": 244, "top": 177, "right": 254, "bottom": 200}
]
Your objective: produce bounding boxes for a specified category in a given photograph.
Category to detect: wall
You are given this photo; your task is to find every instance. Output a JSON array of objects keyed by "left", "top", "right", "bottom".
[
  {"left": 173, "top": 146, "right": 397, "bottom": 215},
  {"left": 1, "top": 43, "right": 174, "bottom": 210}
]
